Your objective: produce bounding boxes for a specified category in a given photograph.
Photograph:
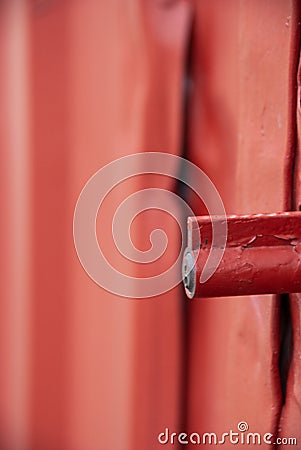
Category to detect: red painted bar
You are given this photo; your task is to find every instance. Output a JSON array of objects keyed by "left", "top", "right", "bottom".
[{"left": 183, "top": 212, "right": 301, "bottom": 298}]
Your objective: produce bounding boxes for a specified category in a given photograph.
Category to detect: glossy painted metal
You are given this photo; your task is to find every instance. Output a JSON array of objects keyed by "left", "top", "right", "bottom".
[
  {"left": 183, "top": 212, "right": 301, "bottom": 298},
  {"left": 186, "top": 1, "right": 300, "bottom": 448}
]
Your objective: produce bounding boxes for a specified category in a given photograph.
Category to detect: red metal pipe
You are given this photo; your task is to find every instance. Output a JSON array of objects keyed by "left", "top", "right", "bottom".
[{"left": 183, "top": 212, "right": 301, "bottom": 298}]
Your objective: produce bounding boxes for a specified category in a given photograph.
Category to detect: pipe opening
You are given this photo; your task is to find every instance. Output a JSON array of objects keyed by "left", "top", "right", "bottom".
[{"left": 182, "top": 251, "right": 196, "bottom": 298}]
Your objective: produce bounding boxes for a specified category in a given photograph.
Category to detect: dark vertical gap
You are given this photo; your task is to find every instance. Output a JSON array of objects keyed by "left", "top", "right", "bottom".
[
  {"left": 278, "top": 294, "right": 293, "bottom": 404},
  {"left": 175, "top": 11, "right": 195, "bottom": 436}
]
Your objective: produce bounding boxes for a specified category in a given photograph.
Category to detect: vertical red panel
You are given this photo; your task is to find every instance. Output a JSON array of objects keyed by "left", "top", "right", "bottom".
[
  {"left": 0, "top": 2, "right": 31, "bottom": 448},
  {"left": 278, "top": 28, "right": 301, "bottom": 445},
  {"left": 187, "top": 1, "right": 299, "bottom": 446},
  {"left": 28, "top": 1, "right": 191, "bottom": 449},
  {"left": 29, "top": 2, "right": 72, "bottom": 448}
]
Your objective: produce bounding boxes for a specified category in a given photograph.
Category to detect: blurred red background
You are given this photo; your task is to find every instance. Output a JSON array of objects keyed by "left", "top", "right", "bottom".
[{"left": 1, "top": 1, "right": 301, "bottom": 449}]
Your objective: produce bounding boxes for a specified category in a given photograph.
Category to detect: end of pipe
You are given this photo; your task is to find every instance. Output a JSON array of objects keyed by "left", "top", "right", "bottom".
[{"left": 182, "top": 250, "right": 196, "bottom": 299}]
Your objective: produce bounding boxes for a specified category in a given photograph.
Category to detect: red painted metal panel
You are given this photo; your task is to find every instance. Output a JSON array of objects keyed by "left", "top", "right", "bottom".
[
  {"left": 186, "top": 1, "right": 300, "bottom": 447},
  {"left": 1, "top": 1, "right": 191, "bottom": 449},
  {"left": 278, "top": 29, "right": 301, "bottom": 445}
]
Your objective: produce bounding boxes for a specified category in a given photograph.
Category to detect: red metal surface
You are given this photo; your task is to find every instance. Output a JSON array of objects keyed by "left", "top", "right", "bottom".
[
  {"left": 1, "top": 1, "right": 191, "bottom": 449},
  {"left": 277, "top": 26, "right": 301, "bottom": 445},
  {"left": 0, "top": 2, "right": 31, "bottom": 449},
  {"left": 184, "top": 212, "right": 301, "bottom": 298},
  {"left": 277, "top": 294, "right": 301, "bottom": 446},
  {"left": 2, "top": 1, "right": 301, "bottom": 449},
  {"left": 186, "top": 1, "right": 300, "bottom": 447}
]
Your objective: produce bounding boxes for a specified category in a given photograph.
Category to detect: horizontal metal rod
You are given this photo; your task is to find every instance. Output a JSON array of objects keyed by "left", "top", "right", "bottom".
[{"left": 183, "top": 212, "right": 301, "bottom": 299}]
